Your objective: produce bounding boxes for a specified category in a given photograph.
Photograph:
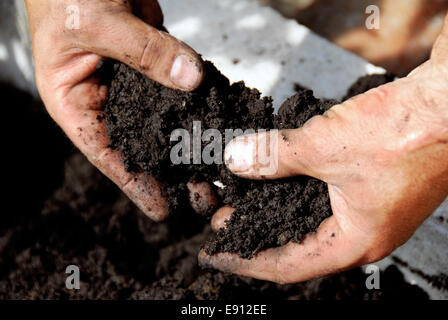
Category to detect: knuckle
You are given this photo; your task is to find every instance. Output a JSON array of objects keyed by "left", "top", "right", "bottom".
[
  {"left": 366, "top": 86, "right": 391, "bottom": 105},
  {"left": 349, "top": 85, "right": 391, "bottom": 109},
  {"left": 139, "top": 35, "right": 163, "bottom": 71},
  {"left": 298, "top": 115, "right": 338, "bottom": 171}
]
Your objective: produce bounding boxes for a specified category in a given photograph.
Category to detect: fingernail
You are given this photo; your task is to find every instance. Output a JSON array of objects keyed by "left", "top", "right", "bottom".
[
  {"left": 225, "top": 135, "right": 256, "bottom": 173},
  {"left": 170, "top": 54, "right": 202, "bottom": 90}
]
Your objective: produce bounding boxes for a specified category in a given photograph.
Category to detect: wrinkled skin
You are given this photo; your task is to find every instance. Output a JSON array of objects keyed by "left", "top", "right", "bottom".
[
  {"left": 25, "top": 0, "right": 206, "bottom": 221},
  {"left": 200, "top": 16, "right": 448, "bottom": 284}
]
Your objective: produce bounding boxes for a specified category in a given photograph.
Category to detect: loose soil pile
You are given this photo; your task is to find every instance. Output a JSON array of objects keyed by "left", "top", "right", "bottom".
[
  {"left": 104, "top": 61, "right": 335, "bottom": 259},
  {"left": 0, "top": 69, "right": 430, "bottom": 299}
]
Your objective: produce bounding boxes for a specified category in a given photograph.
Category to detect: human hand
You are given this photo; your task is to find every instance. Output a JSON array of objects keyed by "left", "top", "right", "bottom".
[
  {"left": 199, "top": 16, "right": 448, "bottom": 284},
  {"left": 25, "top": 0, "right": 205, "bottom": 221}
]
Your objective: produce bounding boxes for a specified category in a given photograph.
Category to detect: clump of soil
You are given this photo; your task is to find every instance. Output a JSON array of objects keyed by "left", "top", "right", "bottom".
[
  {"left": 0, "top": 80, "right": 431, "bottom": 300},
  {"left": 104, "top": 61, "right": 337, "bottom": 258},
  {"left": 343, "top": 73, "right": 396, "bottom": 100}
]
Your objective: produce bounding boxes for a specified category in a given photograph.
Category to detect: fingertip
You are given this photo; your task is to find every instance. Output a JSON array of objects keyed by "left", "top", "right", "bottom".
[
  {"left": 122, "top": 173, "right": 170, "bottom": 222},
  {"left": 187, "top": 181, "right": 218, "bottom": 216},
  {"left": 224, "top": 134, "right": 257, "bottom": 173},
  {"left": 211, "top": 206, "right": 235, "bottom": 231},
  {"left": 145, "top": 206, "right": 170, "bottom": 222},
  {"left": 170, "top": 54, "right": 204, "bottom": 91}
]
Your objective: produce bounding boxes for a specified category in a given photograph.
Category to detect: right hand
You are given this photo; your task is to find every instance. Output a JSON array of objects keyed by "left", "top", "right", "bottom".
[
  {"left": 25, "top": 0, "right": 207, "bottom": 221},
  {"left": 200, "top": 16, "right": 448, "bottom": 283}
]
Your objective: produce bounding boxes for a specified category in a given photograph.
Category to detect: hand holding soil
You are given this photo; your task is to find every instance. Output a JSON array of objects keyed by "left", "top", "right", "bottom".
[
  {"left": 200, "top": 17, "right": 448, "bottom": 284},
  {"left": 25, "top": 0, "right": 205, "bottom": 221},
  {"left": 26, "top": 0, "right": 448, "bottom": 287}
]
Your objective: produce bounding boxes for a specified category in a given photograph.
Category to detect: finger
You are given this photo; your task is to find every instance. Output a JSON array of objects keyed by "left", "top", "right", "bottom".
[
  {"left": 49, "top": 60, "right": 170, "bottom": 221},
  {"left": 80, "top": 11, "right": 204, "bottom": 91},
  {"left": 132, "top": 0, "right": 164, "bottom": 27},
  {"left": 211, "top": 206, "right": 235, "bottom": 231},
  {"left": 224, "top": 126, "right": 331, "bottom": 181},
  {"left": 187, "top": 182, "right": 218, "bottom": 216},
  {"left": 199, "top": 215, "right": 369, "bottom": 284}
]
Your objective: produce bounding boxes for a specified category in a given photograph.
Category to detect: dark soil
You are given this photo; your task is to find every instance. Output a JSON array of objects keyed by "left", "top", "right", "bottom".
[
  {"left": 104, "top": 61, "right": 336, "bottom": 259},
  {"left": 0, "top": 70, "right": 430, "bottom": 300}
]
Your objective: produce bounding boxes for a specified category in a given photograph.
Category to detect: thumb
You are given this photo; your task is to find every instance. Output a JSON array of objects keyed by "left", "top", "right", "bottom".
[
  {"left": 224, "top": 124, "right": 330, "bottom": 181},
  {"left": 81, "top": 11, "right": 204, "bottom": 91}
]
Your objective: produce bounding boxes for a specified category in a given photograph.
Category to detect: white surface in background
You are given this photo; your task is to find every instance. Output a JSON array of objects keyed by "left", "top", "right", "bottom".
[
  {"left": 161, "top": 0, "right": 448, "bottom": 299},
  {"left": 161, "top": 0, "right": 385, "bottom": 110}
]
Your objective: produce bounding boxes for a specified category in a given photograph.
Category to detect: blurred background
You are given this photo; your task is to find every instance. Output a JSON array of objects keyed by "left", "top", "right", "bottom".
[{"left": 255, "top": 0, "right": 448, "bottom": 76}]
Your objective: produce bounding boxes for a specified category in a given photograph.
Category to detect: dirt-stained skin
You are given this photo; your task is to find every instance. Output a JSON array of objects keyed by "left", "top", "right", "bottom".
[{"left": 25, "top": 0, "right": 205, "bottom": 221}]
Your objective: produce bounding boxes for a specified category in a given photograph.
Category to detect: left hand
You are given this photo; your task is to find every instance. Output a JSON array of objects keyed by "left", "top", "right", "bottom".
[{"left": 25, "top": 0, "right": 205, "bottom": 221}]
